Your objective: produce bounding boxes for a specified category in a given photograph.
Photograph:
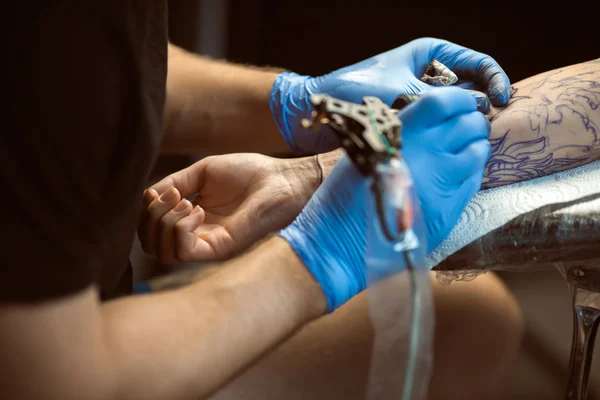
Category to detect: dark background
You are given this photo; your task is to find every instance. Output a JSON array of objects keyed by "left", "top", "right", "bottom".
[{"left": 221, "top": 0, "right": 598, "bottom": 83}]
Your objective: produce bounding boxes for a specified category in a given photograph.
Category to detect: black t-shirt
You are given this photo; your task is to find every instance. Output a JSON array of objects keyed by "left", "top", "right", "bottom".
[{"left": 2, "top": 2, "right": 168, "bottom": 301}]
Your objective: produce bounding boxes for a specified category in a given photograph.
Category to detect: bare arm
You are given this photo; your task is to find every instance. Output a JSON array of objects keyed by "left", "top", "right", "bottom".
[
  {"left": 0, "top": 238, "right": 326, "bottom": 400},
  {"left": 483, "top": 58, "right": 600, "bottom": 188},
  {"left": 163, "top": 44, "right": 289, "bottom": 154}
]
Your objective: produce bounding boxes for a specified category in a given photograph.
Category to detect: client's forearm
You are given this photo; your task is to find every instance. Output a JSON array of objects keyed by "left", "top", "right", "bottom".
[
  {"left": 483, "top": 58, "right": 600, "bottom": 189},
  {"left": 197, "top": 60, "right": 599, "bottom": 203},
  {"left": 302, "top": 60, "right": 600, "bottom": 192},
  {"left": 163, "top": 44, "right": 289, "bottom": 154}
]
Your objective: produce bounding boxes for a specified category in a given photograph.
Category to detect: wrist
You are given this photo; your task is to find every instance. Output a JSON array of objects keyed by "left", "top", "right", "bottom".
[
  {"left": 278, "top": 158, "right": 370, "bottom": 313},
  {"left": 277, "top": 149, "right": 344, "bottom": 207},
  {"left": 280, "top": 156, "right": 321, "bottom": 208},
  {"left": 317, "top": 148, "right": 344, "bottom": 180},
  {"left": 278, "top": 222, "right": 363, "bottom": 313}
]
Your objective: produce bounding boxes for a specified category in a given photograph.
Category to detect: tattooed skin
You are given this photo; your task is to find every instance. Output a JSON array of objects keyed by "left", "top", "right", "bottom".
[{"left": 482, "top": 59, "right": 600, "bottom": 189}]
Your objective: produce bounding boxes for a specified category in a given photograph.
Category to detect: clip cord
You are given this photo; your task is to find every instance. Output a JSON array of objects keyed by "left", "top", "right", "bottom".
[
  {"left": 371, "top": 164, "right": 423, "bottom": 400},
  {"left": 365, "top": 109, "right": 424, "bottom": 400}
]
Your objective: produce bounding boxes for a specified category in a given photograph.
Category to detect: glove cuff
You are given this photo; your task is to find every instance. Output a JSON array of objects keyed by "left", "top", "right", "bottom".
[
  {"left": 278, "top": 224, "right": 364, "bottom": 313},
  {"left": 269, "top": 72, "right": 312, "bottom": 153}
]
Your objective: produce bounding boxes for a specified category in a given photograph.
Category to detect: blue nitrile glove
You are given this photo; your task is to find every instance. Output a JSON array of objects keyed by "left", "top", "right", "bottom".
[
  {"left": 279, "top": 87, "right": 492, "bottom": 311},
  {"left": 270, "top": 37, "right": 509, "bottom": 154}
]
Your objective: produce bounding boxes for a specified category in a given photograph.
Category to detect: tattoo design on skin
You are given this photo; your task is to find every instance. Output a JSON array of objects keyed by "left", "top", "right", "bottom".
[
  {"left": 489, "top": 86, "right": 531, "bottom": 122},
  {"left": 482, "top": 62, "right": 600, "bottom": 189}
]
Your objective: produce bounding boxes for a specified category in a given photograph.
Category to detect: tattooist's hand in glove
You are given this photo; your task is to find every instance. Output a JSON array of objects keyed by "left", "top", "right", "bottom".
[
  {"left": 280, "top": 87, "right": 492, "bottom": 311},
  {"left": 270, "top": 37, "right": 509, "bottom": 154},
  {"left": 138, "top": 154, "right": 320, "bottom": 263}
]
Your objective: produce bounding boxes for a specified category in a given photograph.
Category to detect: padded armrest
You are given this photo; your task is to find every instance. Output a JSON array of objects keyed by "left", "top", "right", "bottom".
[
  {"left": 426, "top": 161, "right": 600, "bottom": 273},
  {"left": 432, "top": 194, "right": 600, "bottom": 272}
]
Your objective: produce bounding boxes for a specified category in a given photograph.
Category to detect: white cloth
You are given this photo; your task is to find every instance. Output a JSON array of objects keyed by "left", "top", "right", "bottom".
[{"left": 426, "top": 161, "right": 600, "bottom": 269}]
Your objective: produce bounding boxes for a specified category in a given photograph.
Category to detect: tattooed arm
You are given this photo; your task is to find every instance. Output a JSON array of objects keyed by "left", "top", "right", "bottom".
[{"left": 483, "top": 58, "right": 600, "bottom": 189}]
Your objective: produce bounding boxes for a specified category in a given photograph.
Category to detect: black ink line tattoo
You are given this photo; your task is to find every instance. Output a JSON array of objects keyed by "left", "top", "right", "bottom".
[
  {"left": 482, "top": 130, "right": 594, "bottom": 188},
  {"left": 482, "top": 66, "right": 600, "bottom": 189},
  {"left": 490, "top": 86, "right": 531, "bottom": 122}
]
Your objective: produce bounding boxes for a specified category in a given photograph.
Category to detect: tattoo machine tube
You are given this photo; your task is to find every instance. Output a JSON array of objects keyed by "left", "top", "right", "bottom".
[{"left": 365, "top": 158, "right": 434, "bottom": 400}]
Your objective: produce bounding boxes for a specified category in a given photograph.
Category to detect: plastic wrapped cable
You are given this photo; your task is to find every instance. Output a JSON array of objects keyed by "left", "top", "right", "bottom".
[
  {"left": 300, "top": 90, "right": 436, "bottom": 400},
  {"left": 365, "top": 158, "right": 435, "bottom": 400}
]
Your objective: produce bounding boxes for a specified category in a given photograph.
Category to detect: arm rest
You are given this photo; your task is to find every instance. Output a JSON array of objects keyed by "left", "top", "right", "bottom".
[
  {"left": 427, "top": 161, "right": 600, "bottom": 273},
  {"left": 432, "top": 193, "right": 600, "bottom": 273}
]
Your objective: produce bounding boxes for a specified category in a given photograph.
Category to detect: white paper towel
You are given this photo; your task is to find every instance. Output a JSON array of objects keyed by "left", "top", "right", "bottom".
[{"left": 426, "top": 160, "right": 600, "bottom": 269}]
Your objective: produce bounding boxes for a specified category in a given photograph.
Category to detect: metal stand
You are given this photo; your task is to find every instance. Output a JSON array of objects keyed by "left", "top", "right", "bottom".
[{"left": 562, "top": 265, "right": 600, "bottom": 400}]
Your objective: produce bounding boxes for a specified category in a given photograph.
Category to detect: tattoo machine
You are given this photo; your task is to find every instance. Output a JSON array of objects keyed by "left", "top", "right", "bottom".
[
  {"left": 302, "top": 95, "right": 434, "bottom": 400},
  {"left": 392, "top": 59, "right": 458, "bottom": 112}
]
